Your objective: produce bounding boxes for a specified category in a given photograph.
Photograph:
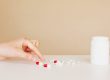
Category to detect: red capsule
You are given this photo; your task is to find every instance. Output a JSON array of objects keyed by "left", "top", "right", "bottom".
[
  {"left": 43, "top": 64, "right": 48, "bottom": 67},
  {"left": 36, "top": 61, "right": 39, "bottom": 65},
  {"left": 54, "top": 60, "right": 57, "bottom": 63}
]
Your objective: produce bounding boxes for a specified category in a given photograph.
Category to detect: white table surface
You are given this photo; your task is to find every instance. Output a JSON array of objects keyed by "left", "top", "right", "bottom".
[{"left": 0, "top": 55, "right": 110, "bottom": 80}]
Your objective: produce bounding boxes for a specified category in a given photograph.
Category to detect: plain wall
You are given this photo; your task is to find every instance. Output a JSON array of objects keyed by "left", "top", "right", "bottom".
[{"left": 0, "top": 0, "right": 110, "bottom": 55}]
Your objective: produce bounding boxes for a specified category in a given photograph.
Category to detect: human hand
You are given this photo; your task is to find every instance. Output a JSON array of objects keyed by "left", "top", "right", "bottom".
[{"left": 0, "top": 38, "right": 44, "bottom": 62}]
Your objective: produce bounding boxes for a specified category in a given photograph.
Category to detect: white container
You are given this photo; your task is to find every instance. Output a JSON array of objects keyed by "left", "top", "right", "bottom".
[{"left": 91, "top": 36, "right": 109, "bottom": 65}]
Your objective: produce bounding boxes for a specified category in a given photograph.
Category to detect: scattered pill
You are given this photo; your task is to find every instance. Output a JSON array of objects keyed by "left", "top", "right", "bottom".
[
  {"left": 43, "top": 64, "right": 48, "bottom": 68},
  {"left": 36, "top": 61, "right": 39, "bottom": 65},
  {"left": 54, "top": 60, "right": 57, "bottom": 63}
]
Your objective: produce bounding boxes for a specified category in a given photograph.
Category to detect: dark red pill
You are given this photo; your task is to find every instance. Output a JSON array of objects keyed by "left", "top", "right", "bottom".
[
  {"left": 54, "top": 60, "right": 57, "bottom": 63},
  {"left": 43, "top": 64, "right": 48, "bottom": 67},
  {"left": 36, "top": 61, "right": 39, "bottom": 65}
]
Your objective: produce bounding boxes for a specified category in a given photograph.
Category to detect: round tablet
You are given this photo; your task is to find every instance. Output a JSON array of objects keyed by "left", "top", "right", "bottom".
[
  {"left": 36, "top": 61, "right": 39, "bottom": 65},
  {"left": 43, "top": 64, "right": 48, "bottom": 68},
  {"left": 54, "top": 60, "right": 57, "bottom": 63}
]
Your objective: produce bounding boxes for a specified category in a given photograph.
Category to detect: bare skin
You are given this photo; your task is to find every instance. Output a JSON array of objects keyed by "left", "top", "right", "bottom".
[{"left": 0, "top": 38, "right": 44, "bottom": 62}]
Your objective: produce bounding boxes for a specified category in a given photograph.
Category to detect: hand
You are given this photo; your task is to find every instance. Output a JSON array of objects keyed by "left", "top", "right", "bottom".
[{"left": 0, "top": 38, "right": 44, "bottom": 62}]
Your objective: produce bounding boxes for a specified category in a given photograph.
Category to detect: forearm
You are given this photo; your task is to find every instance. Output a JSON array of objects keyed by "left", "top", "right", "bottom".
[
  {"left": 0, "top": 43, "right": 18, "bottom": 58},
  {"left": 0, "top": 43, "right": 7, "bottom": 60}
]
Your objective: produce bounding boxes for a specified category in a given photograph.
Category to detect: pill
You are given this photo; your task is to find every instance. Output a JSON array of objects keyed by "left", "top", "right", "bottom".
[
  {"left": 43, "top": 64, "right": 48, "bottom": 67},
  {"left": 36, "top": 61, "right": 39, "bottom": 65},
  {"left": 54, "top": 60, "right": 57, "bottom": 63}
]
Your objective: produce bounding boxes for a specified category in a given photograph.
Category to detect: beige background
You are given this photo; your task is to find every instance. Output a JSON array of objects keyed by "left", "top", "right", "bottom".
[{"left": 0, "top": 0, "right": 110, "bottom": 55}]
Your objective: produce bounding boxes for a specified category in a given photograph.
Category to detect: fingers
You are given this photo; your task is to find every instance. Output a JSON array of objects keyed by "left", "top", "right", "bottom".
[
  {"left": 22, "top": 42, "right": 32, "bottom": 52},
  {"left": 30, "top": 40, "right": 39, "bottom": 48},
  {"left": 22, "top": 39, "right": 44, "bottom": 61},
  {"left": 22, "top": 40, "right": 39, "bottom": 53},
  {"left": 17, "top": 49, "right": 37, "bottom": 62},
  {"left": 24, "top": 52, "right": 37, "bottom": 62}
]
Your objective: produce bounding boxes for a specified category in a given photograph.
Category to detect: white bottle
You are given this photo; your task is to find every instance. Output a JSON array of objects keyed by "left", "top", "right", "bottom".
[{"left": 91, "top": 36, "right": 109, "bottom": 65}]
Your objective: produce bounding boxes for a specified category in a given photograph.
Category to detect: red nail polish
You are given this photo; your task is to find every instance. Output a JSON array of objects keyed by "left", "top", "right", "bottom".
[
  {"left": 43, "top": 64, "right": 48, "bottom": 67},
  {"left": 54, "top": 60, "right": 57, "bottom": 63},
  {"left": 36, "top": 61, "right": 39, "bottom": 65},
  {"left": 25, "top": 46, "right": 31, "bottom": 52}
]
